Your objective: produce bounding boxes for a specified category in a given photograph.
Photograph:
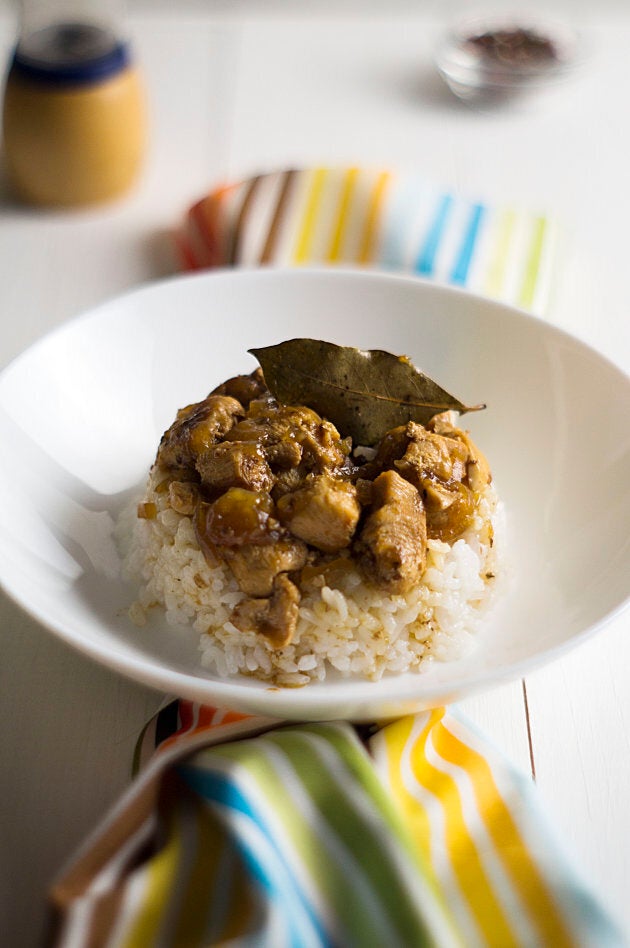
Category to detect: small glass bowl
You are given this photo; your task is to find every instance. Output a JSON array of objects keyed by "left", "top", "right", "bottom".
[{"left": 435, "top": 14, "right": 581, "bottom": 104}]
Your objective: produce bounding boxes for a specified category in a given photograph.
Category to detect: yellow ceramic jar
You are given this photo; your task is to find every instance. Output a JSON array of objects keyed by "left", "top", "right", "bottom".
[{"left": 2, "top": 23, "right": 146, "bottom": 207}]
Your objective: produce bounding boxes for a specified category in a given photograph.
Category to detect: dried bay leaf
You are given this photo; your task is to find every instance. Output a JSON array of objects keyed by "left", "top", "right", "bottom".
[{"left": 250, "top": 339, "right": 484, "bottom": 445}]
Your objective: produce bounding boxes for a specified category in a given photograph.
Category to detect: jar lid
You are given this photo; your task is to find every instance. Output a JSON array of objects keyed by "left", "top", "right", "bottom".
[{"left": 12, "top": 22, "right": 130, "bottom": 85}]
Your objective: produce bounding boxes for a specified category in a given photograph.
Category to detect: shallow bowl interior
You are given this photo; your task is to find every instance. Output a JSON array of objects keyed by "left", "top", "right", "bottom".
[{"left": 0, "top": 268, "right": 629, "bottom": 720}]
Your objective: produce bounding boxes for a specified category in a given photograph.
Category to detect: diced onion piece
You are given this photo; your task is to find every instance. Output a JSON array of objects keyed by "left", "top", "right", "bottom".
[{"left": 137, "top": 501, "right": 157, "bottom": 520}]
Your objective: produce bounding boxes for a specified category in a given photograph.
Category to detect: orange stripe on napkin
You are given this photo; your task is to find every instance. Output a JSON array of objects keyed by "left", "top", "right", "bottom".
[{"left": 358, "top": 170, "right": 392, "bottom": 264}]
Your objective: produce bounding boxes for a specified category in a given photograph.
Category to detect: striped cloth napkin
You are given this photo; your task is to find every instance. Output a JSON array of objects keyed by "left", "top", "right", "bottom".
[
  {"left": 48, "top": 168, "right": 623, "bottom": 946},
  {"left": 50, "top": 701, "right": 622, "bottom": 946},
  {"left": 175, "top": 166, "right": 556, "bottom": 314}
]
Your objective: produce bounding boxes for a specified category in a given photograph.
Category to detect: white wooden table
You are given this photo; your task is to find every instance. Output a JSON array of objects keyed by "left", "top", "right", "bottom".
[{"left": 1, "top": 4, "right": 629, "bottom": 943}]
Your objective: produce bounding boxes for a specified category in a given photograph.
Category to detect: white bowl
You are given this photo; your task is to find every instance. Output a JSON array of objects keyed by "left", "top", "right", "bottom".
[{"left": 1, "top": 268, "right": 629, "bottom": 720}]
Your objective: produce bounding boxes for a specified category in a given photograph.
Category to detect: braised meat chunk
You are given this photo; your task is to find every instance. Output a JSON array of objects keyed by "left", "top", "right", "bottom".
[
  {"left": 230, "top": 573, "right": 301, "bottom": 648},
  {"left": 397, "top": 422, "right": 468, "bottom": 485},
  {"left": 265, "top": 439, "right": 303, "bottom": 470},
  {"left": 210, "top": 368, "right": 268, "bottom": 409},
  {"left": 276, "top": 475, "right": 361, "bottom": 553},
  {"left": 394, "top": 424, "right": 469, "bottom": 540},
  {"left": 157, "top": 394, "right": 243, "bottom": 474},
  {"left": 428, "top": 411, "right": 491, "bottom": 492},
  {"left": 221, "top": 538, "right": 308, "bottom": 597},
  {"left": 195, "top": 442, "right": 274, "bottom": 494},
  {"left": 354, "top": 470, "right": 427, "bottom": 594}
]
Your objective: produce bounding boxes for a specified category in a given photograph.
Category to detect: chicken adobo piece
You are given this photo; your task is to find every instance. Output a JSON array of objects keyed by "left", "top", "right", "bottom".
[{"left": 148, "top": 369, "right": 491, "bottom": 647}]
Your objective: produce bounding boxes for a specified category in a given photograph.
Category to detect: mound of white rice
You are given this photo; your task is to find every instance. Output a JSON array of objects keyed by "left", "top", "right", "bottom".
[{"left": 118, "top": 473, "right": 501, "bottom": 688}]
